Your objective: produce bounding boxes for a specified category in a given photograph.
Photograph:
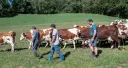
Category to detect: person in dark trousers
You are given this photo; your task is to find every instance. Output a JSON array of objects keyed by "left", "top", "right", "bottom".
[
  {"left": 31, "top": 26, "right": 40, "bottom": 57},
  {"left": 87, "top": 19, "right": 98, "bottom": 58},
  {"left": 48, "top": 24, "right": 64, "bottom": 61}
]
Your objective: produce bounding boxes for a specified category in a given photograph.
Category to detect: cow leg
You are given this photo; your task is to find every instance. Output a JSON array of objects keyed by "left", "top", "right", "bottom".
[
  {"left": 73, "top": 40, "right": 76, "bottom": 49},
  {"left": 108, "top": 37, "right": 115, "bottom": 49},
  {"left": 82, "top": 40, "right": 85, "bottom": 48},
  {"left": 29, "top": 41, "right": 33, "bottom": 49},
  {"left": 82, "top": 40, "right": 88, "bottom": 48},
  {"left": 10, "top": 43, "right": 14, "bottom": 53},
  {"left": 59, "top": 41, "right": 64, "bottom": 48},
  {"left": 110, "top": 41, "right": 114, "bottom": 49},
  {"left": 111, "top": 36, "right": 120, "bottom": 49},
  {"left": 117, "top": 39, "right": 121, "bottom": 48},
  {"left": 63, "top": 41, "right": 67, "bottom": 49},
  {"left": 98, "top": 40, "right": 102, "bottom": 47},
  {"left": 45, "top": 41, "right": 49, "bottom": 47},
  {"left": 6, "top": 39, "right": 14, "bottom": 53}
]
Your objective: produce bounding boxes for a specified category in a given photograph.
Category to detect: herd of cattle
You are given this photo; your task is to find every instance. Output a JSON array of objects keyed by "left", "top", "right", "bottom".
[{"left": 0, "top": 19, "right": 128, "bottom": 53}]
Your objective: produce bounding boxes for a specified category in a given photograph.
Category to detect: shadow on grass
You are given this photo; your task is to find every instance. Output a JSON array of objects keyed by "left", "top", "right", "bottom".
[
  {"left": 97, "top": 50, "right": 102, "bottom": 57},
  {"left": 0, "top": 48, "right": 28, "bottom": 52},
  {"left": 11, "top": 48, "right": 28, "bottom": 51},
  {"left": 39, "top": 51, "right": 50, "bottom": 59},
  {"left": 64, "top": 51, "right": 71, "bottom": 60},
  {"left": 38, "top": 42, "right": 50, "bottom": 48},
  {"left": 54, "top": 51, "right": 71, "bottom": 60}
]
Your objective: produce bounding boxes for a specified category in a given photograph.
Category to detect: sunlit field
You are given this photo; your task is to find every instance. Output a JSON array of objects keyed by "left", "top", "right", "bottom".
[{"left": 0, "top": 14, "right": 128, "bottom": 68}]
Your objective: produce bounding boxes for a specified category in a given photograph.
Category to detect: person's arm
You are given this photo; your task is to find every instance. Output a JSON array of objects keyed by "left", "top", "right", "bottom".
[
  {"left": 92, "top": 30, "right": 96, "bottom": 39},
  {"left": 50, "top": 30, "right": 56, "bottom": 46},
  {"left": 51, "top": 36, "right": 56, "bottom": 44}
]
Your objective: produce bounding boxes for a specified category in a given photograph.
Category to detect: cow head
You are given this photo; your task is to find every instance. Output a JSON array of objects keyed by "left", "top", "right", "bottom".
[
  {"left": 20, "top": 32, "right": 26, "bottom": 40},
  {"left": 73, "top": 24, "right": 79, "bottom": 28},
  {"left": 73, "top": 25, "right": 87, "bottom": 34},
  {"left": 9, "top": 31, "right": 16, "bottom": 37},
  {"left": 118, "top": 24, "right": 127, "bottom": 30}
]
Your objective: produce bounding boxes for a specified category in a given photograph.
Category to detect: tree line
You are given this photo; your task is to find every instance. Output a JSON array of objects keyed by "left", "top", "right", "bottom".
[{"left": 0, "top": 0, "right": 128, "bottom": 18}]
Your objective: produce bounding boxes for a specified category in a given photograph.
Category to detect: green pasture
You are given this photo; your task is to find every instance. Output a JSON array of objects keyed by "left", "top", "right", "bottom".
[{"left": 0, "top": 14, "right": 127, "bottom": 68}]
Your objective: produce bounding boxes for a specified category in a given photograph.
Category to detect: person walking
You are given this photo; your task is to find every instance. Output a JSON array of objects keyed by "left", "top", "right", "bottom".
[
  {"left": 87, "top": 19, "right": 98, "bottom": 58},
  {"left": 48, "top": 24, "right": 64, "bottom": 61},
  {"left": 31, "top": 26, "right": 40, "bottom": 57}
]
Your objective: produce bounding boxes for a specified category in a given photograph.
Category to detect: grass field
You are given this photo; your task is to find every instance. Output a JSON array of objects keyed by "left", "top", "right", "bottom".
[{"left": 0, "top": 13, "right": 128, "bottom": 68}]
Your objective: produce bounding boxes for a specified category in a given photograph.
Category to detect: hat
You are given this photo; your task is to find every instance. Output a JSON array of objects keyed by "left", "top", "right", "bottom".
[
  {"left": 51, "top": 24, "right": 56, "bottom": 28},
  {"left": 88, "top": 19, "right": 93, "bottom": 22},
  {"left": 32, "top": 26, "right": 36, "bottom": 29}
]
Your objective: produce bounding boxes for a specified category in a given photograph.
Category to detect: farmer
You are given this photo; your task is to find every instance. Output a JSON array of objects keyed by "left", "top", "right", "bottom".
[
  {"left": 88, "top": 19, "right": 98, "bottom": 58},
  {"left": 48, "top": 24, "right": 64, "bottom": 61},
  {"left": 31, "top": 26, "right": 40, "bottom": 57}
]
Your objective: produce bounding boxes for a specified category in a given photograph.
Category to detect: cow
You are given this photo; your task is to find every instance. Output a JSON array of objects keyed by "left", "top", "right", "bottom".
[
  {"left": 110, "top": 19, "right": 128, "bottom": 39},
  {"left": 20, "top": 28, "right": 52, "bottom": 49},
  {"left": 79, "top": 25, "right": 120, "bottom": 49},
  {"left": 73, "top": 24, "right": 104, "bottom": 33},
  {"left": 73, "top": 24, "right": 106, "bottom": 47},
  {"left": 20, "top": 32, "right": 33, "bottom": 49},
  {"left": 59, "top": 28, "right": 80, "bottom": 49},
  {"left": 0, "top": 31, "right": 16, "bottom": 53}
]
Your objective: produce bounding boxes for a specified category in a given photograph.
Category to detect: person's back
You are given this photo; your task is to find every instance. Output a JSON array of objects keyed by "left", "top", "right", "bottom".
[{"left": 32, "top": 30, "right": 40, "bottom": 43}]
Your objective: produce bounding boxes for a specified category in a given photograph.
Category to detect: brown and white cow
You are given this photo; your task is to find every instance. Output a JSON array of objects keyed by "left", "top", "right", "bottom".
[
  {"left": 20, "top": 32, "right": 33, "bottom": 49},
  {"left": 59, "top": 28, "right": 80, "bottom": 49},
  {"left": 0, "top": 31, "right": 16, "bottom": 53},
  {"left": 110, "top": 19, "right": 128, "bottom": 39},
  {"left": 79, "top": 25, "right": 120, "bottom": 49},
  {"left": 73, "top": 24, "right": 103, "bottom": 46},
  {"left": 20, "top": 28, "right": 52, "bottom": 49}
]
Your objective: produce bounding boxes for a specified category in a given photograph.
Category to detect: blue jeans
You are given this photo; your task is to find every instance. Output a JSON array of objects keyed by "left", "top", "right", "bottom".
[
  {"left": 32, "top": 41, "right": 40, "bottom": 52},
  {"left": 48, "top": 44, "right": 64, "bottom": 61}
]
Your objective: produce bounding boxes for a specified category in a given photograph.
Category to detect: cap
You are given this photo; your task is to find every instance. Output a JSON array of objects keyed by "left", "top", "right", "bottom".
[
  {"left": 50, "top": 24, "right": 56, "bottom": 28},
  {"left": 88, "top": 19, "right": 93, "bottom": 22},
  {"left": 32, "top": 26, "right": 36, "bottom": 29}
]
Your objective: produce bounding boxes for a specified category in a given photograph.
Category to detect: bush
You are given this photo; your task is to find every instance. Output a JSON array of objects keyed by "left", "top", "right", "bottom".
[{"left": 0, "top": 0, "right": 128, "bottom": 18}]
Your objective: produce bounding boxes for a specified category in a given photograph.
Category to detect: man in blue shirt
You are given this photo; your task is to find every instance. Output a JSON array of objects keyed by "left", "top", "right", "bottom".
[
  {"left": 48, "top": 24, "right": 64, "bottom": 61},
  {"left": 88, "top": 19, "right": 98, "bottom": 58},
  {"left": 31, "top": 26, "right": 40, "bottom": 57}
]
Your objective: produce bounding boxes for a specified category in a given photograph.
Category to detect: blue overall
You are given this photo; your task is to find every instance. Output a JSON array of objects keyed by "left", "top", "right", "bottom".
[{"left": 32, "top": 30, "right": 40, "bottom": 52}]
